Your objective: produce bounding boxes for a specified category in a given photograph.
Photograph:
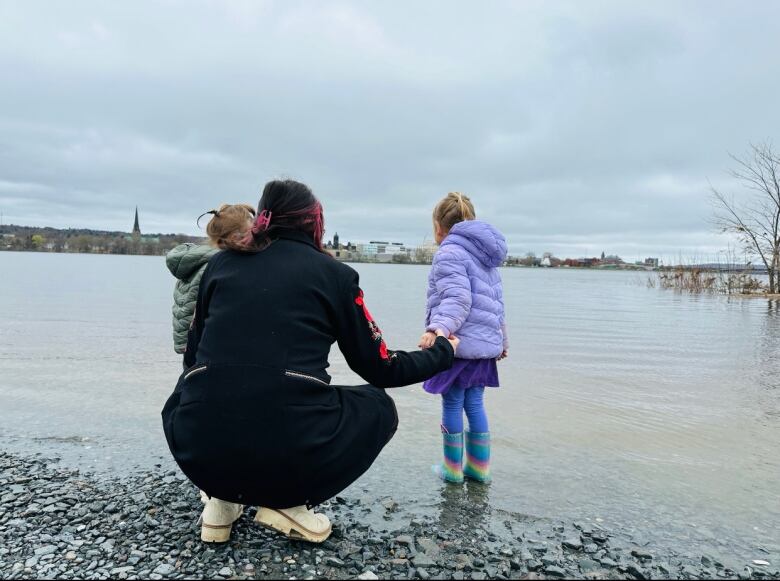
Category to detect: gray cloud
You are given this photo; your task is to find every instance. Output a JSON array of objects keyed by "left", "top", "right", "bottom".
[{"left": 1, "top": 0, "right": 779, "bottom": 259}]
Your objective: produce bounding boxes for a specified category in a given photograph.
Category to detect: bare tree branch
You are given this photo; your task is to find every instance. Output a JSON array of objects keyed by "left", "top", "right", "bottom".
[{"left": 711, "top": 142, "right": 780, "bottom": 293}]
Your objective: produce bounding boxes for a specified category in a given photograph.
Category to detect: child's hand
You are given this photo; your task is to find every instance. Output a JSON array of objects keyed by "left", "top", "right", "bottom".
[
  {"left": 437, "top": 330, "right": 460, "bottom": 353},
  {"left": 498, "top": 349, "right": 508, "bottom": 361},
  {"left": 418, "top": 331, "right": 437, "bottom": 349}
]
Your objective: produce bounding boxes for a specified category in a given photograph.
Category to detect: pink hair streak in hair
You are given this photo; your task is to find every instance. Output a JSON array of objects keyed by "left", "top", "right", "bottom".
[{"left": 241, "top": 202, "right": 324, "bottom": 250}]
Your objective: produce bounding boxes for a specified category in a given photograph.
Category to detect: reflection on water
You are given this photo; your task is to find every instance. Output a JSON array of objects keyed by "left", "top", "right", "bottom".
[
  {"left": 436, "top": 483, "right": 491, "bottom": 533},
  {"left": 0, "top": 253, "right": 778, "bottom": 556}
]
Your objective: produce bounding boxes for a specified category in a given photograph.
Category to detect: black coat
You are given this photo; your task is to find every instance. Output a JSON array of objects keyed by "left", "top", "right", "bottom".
[{"left": 162, "top": 230, "right": 454, "bottom": 508}]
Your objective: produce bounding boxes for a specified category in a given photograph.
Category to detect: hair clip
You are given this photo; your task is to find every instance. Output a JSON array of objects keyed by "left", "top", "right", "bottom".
[{"left": 254, "top": 209, "right": 273, "bottom": 232}]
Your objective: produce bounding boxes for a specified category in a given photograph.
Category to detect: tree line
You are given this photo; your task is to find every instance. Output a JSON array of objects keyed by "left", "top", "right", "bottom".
[{"left": 0, "top": 225, "right": 202, "bottom": 256}]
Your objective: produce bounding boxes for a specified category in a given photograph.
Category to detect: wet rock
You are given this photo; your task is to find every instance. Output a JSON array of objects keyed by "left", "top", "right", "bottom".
[
  {"left": 34, "top": 545, "right": 57, "bottom": 556},
  {"left": 599, "top": 557, "right": 617, "bottom": 568},
  {"left": 579, "top": 559, "right": 600, "bottom": 574},
  {"left": 413, "top": 554, "right": 437, "bottom": 568},
  {"left": 752, "top": 560, "right": 770, "bottom": 567},
  {"left": 682, "top": 564, "right": 701, "bottom": 578},
  {"left": 417, "top": 538, "right": 441, "bottom": 557},
  {"left": 527, "top": 559, "right": 543, "bottom": 571},
  {"left": 357, "top": 571, "right": 379, "bottom": 580},
  {"left": 325, "top": 556, "right": 345, "bottom": 567},
  {"left": 545, "top": 565, "right": 568, "bottom": 578},
  {"left": 563, "top": 538, "right": 583, "bottom": 551},
  {"left": 381, "top": 498, "right": 398, "bottom": 512},
  {"left": 395, "top": 534, "right": 414, "bottom": 546},
  {"left": 152, "top": 563, "right": 176, "bottom": 576},
  {"left": 626, "top": 563, "right": 647, "bottom": 579}
]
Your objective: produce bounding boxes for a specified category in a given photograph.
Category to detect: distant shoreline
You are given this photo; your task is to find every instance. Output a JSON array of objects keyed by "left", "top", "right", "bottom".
[{"left": 0, "top": 248, "right": 665, "bottom": 272}]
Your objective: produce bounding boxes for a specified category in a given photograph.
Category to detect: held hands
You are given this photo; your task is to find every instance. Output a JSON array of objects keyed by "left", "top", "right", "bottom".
[
  {"left": 418, "top": 331, "right": 437, "bottom": 349},
  {"left": 419, "top": 330, "right": 460, "bottom": 354}
]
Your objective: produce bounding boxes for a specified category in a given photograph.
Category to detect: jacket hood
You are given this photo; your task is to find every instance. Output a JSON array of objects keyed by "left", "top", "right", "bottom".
[
  {"left": 166, "top": 243, "right": 218, "bottom": 280},
  {"left": 443, "top": 220, "right": 507, "bottom": 268}
]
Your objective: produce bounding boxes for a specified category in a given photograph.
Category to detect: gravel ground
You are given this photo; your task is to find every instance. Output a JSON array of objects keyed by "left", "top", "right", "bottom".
[{"left": 1, "top": 452, "right": 778, "bottom": 580}]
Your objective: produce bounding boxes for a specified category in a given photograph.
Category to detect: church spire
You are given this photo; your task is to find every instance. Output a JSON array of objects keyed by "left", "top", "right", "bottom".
[{"left": 132, "top": 207, "right": 141, "bottom": 236}]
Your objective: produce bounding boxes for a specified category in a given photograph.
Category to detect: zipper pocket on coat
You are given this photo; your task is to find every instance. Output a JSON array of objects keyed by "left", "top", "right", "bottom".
[
  {"left": 184, "top": 365, "right": 208, "bottom": 380},
  {"left": 284, "top": 370, "right": 329, "bottom": 386}
]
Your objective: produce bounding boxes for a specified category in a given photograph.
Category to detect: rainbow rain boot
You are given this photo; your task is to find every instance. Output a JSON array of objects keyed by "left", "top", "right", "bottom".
[
  {"left": 463, "top": 431, "right": 492, "bottom": 483},
  {"left": 433, "top": 431, "right": 464, "bottom": 484}
]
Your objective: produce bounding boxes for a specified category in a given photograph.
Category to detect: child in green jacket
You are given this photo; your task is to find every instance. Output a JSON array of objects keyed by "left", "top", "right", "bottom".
[{"left": 165, "top": 204, "right": 255, "bottom": 354}]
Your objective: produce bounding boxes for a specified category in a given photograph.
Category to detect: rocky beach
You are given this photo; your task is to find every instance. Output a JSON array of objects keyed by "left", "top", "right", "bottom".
[{"left": 1, "top": 452, "right": 778, "bottom": 580}]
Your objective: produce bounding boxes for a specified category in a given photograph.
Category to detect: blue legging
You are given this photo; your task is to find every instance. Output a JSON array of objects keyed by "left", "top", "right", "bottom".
[{"left": 441, "top": 386, "right": 488, "bottom": 434}]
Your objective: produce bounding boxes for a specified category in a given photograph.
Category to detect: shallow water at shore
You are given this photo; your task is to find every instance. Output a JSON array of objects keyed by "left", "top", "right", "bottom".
[{"left": 0, "top": 252, "right": 778, "bottom": 561}]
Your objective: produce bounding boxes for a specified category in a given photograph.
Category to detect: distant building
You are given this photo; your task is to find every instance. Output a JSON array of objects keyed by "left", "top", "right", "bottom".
[
  {"left": 564, "top": 257, "right": 600, "bottom": 268},
  {"left": 369, "top": 240, "right": 390, "bottom": 254},
  {"left": 601, "top": 254, "right": 624, "bottom": 266},
  {"left": 333, "top": 232, "right": 340, "bottom": 250},
  {"left": 359, "top": 243, "right": 379, "bottom": 257},
  {"left": 132, "top": 207, "right": 141, "bottom": 238},
  {"left": 645, "top": 257, "right": 659, "bottom": 268}
]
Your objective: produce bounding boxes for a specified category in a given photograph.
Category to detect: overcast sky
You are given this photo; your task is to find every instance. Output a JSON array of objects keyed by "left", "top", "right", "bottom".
[{"left": 1, "top": 1, "right": 779, "bottom": 260}]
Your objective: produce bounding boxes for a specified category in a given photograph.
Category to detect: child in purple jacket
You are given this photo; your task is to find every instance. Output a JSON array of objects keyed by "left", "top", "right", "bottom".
[{"left": 419, "top": 192, "right": 508, "bottom": 483}]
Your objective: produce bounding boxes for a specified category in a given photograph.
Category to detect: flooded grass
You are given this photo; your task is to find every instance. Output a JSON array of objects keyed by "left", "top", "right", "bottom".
[{"left": 649, "top": 267, "right": 767, "bottom": 296}]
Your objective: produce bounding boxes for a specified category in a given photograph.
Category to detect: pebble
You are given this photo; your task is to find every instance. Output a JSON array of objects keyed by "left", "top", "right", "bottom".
[
  {"left": 545, "top": 565, "right": 568, "bottom": 578},
  {"left": 563, "top": 537, "right": 583, "bottom": 551},
  {"left": 152, "top": 563, "right": 176, "bottom": 576},
  {"left": 34, "top": 545, "right": 57, "bottom": 556},
  {"left": 357, "top": 572, "right": 379, "bottom": 580},
  {"left": 413, "top": 554, "right": 437, "bottom": 568},
  {"left": 626, "top": 563, "right": 647, "bottom": 579},
  {"left": 632, "top": 549, "right": 653, "bottom": 560}
]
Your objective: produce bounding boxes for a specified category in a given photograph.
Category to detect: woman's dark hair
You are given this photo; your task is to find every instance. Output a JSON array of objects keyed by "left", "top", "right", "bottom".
[{"left": 234, "top": 179, "right": 325, "bottom": 253}]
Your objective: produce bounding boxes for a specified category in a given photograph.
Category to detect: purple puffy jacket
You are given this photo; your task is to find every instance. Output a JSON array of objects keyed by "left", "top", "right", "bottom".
[{"left": 425, "top": 220, "right": 508, "bottom": 359}]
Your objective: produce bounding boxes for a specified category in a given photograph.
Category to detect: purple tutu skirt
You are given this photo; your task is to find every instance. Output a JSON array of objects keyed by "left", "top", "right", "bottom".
[{"left": 423, "top": 358, "right": 500, "bottom": 395}]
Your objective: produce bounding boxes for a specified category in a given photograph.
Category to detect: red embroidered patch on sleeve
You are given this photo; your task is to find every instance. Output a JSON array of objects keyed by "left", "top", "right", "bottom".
[{"left": 355, "top": 290, "right": 393, "bottom": 361}]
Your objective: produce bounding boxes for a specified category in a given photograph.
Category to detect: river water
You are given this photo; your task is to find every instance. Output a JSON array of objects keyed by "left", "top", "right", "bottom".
[{"left": 1, "top": 252, "right": 778, "bottom": 559}]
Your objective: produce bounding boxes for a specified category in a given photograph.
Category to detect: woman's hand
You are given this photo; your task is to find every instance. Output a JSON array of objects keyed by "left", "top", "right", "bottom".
[
  {"left": 435, "top": 330, "right": 459, "bottom": 353},
  {"left": 418, "top": 331, "right": 437, "bottom": 349},
  {"left": 497, "top": 349, "right": 508, "bottom": 361}
]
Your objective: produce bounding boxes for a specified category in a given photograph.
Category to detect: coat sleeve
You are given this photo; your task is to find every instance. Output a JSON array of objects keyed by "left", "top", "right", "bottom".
[
  {"left": 497, "top": 272, "right": 508, "bottom": 351},
  {"left": 427, "top": 250, "right": 472, "bottom": 338},
  {"left": 335, "top": 270, "right": 454, "bottom": 389},
  {"left": 182, "top": 263, "right": 214, "bottom": 369}
]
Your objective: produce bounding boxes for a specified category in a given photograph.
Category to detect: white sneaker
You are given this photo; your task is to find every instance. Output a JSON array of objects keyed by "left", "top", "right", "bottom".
[
  {"left": 254, "top": 505, "right": 332, "bottom": 543},
  {"left": 200, "top": 496, "right": 244, "bottom": 543}
]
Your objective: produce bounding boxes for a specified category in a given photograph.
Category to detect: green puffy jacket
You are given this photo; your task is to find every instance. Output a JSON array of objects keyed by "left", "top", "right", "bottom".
[{"left": 166, "top": 243, "right": 219, "bottom": 354}]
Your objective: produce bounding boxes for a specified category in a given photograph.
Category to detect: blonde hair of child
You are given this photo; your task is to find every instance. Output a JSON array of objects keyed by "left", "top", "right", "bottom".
[
  {"left": 205, "top": 203, "right": 256, "bottom": 250},
  {"left": 433, "top": 192, "right": 476, "bottom": 232}
]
